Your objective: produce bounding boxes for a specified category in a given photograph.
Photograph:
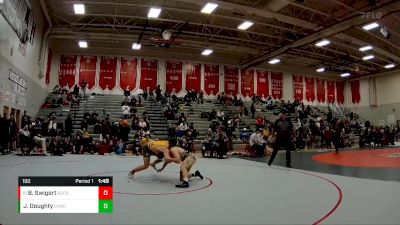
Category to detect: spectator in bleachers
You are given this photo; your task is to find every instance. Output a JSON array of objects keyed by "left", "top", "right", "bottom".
[
  {"left": 124, "top": 86, "right": 131, "bottom": 97},
  {"left": 48, "top": 117, "right": 58, "bottom": 137},
  {"left": 215, "top": 128, "right": 229, "bottom": 159},
  {"left": 122, "top": 103, "right": 130, "bottom": 119},
  {"left": 240, "top": 128, "right": 250, "bottom": 141},
  {"left": 209, "top": 109, "right": 217, "bottom": 121},
  {"left": 65, "top": 114, "right": 73, "bottom": 137},
  {"left": 164, "top": 103, "right": 175, "bottom": 120},
  {"left": 119, "top": 120, "right": 130, "bottom": 143},
  {"left": 202, "top": 128, "right": 216, "bottom": 157},
  {"left": 81, "top": 80, "right": 88, "bottom": 99},
  {"left": 178, "top": 113, "right": 187, "bottom": 124},
  {"left": 250, "top": 103, "right": 256, "bottom": 119},
  {"left": 80, "top": 128, "right": 93, "bottom": 154},
  {"left": 97, "top": 138, "right": 111, "bottom": 155},
  {"left": 21, "top": 110, "right": 30, "bottom": 128},
  {"left": 61, "top": 136, "right": 74, "bottom": 154},
  {"left": 198, "top": 91, "right": 204, "bottom": 104},
  {"left": 249, "top": 128, "right": 266, "bottom": 157},
  {"left": 188, "top": 123, "right": 198, "bottom": 138},
  {"left": 255, "top": 115, "right": 265, "bottom": 130},
  {"left": 138, "top": 118, "right": 148, "bottom": 132},
  {"left": 129, "top": 96, "right": 137, "bottom": 107},
  {"left": 49, "top": 136, "right": 63, "bottom": 156},
  {"left": 73, "top": 84, "right": 80, "bottom": 99}
]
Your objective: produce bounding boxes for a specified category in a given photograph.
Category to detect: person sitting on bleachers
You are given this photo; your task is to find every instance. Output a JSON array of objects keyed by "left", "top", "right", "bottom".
[
  {"left": 90, "top": 111, "right": 99, "bottom": 125},
  {"left": 202, "top": 128, "right": 216, "bottom": 157},
  {"left": 164, "top": 104, "right": 175, "bottom": 120},
  {"left": 137, "top": 94, "right": 143, "bottom": 106},
  {"left": 216, "top": 110, "right": 225, "bottom": 122},
  {"left": 215, "top": 128, "right": 229, "bottom": 159},
  {"left": 255, "top": 115, "right": 265, "bottom": 130},
  {"left": 179, "top": 121, "right": 189, "bottom": 132},
  {"left": 138, "top": 118, "right": 148, "bottom": 132},
  {"left": 178, "top": 113, "right": 186, "bottom": 124},
  {"left": 112, "top": 138, "right": 125, "bottom": 155},
  {"left": 48, "top": 118, "right": 58, "bottom": 137},
  {"left": 249, "top": 128, "right": 266, "bottom": 157},
  {"left": 122, "top": 103, "right": 130, "bottom": 119},
  {"left": 80, "top": 128, "right": 94, "bottom": 154},
  {"left": 209, "top": 109, "right": 217, "bottom": 121},
  {"left": 129, "top": 96, "right": 137, "bottom": 107},
  {"left": 240, "top": 128, "right": 250, "bottom": 141},
  {"left": 188, "top": 123, "right": 198, "bottom": 138},
  {"left": 97, "top": 138, "right": 112, "bottom": 155},
  {"left": 61, "top": 136, "right": 74, "bottom": 154},
  {"left": 266, "top": 96, "right": 275, "bottom": 110},
  {"left": 49, "top": 136, "right": 62, "bottom": 156}
]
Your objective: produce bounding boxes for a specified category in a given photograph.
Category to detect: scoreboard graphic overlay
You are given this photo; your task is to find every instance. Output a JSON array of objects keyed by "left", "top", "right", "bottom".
[{"left": 18, "top": 177, "right": 113, "bottom": 213}]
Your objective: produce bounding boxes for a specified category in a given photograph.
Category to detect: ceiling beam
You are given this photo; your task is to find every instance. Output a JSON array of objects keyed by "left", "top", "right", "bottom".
[
  {"left": 240, "top": 0, "right": 400, "bottom": 68},
  {"left": 63, "top": 0, "right": 305, "bottom": 34},
  {"left": 170, "top": 0, "right": 317, "bottom": 29}
]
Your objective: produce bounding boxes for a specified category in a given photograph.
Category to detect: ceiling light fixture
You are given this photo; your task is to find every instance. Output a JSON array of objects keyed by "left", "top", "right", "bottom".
[
  {"left": 384, "top": 64, "right": 395, "bottom": 69},
  {"left": 237, "top": 21, "right": 254, "bottom": 30},
  {"left": 201, "top": 3, "right": 218, "bottom": 14},
  {"left": 132, "top": 43, "right": 141, "bottom": 50},
  {"left": 201, "top": 49, "right": 213, "bottom": 55},
  {"left": 340, "top": 72, "right": 351, "bottom": 77},
  {"left": 268, "top": 59, "right": 280, "bottom": 64},
  {"left": 362, "top": 22, "right": 379, "bottom": 30},
  {"left": 148, "top": 7, "right": 161, "bottom": 18},
  {"left": 315, "top": 39, "right": 330, "bottom": 47},
  {"left": 74, "top": 4, "right": 85, "bottom": 14},
  {"left": 362, "top": 55, "right": 374, "bottom": 60},
  {"left": 78, "top": 41, "right": 87, "bottom": 48},
  {"left": 359, "top": 45, "right": 373, "bottom": 51},
  {"left": 316, "top": 67, "right": 325, "bottom": 72}
]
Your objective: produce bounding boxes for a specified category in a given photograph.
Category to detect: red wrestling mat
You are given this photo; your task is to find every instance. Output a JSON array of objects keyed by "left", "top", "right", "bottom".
[{"left": 312, "top": 149, "right": 400, "bottom": 168}]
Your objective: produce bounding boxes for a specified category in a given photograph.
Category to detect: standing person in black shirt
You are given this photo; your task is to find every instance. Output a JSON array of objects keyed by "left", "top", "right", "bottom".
[{"left": 268, "top": 112, "right": 294, "bottom": 168}]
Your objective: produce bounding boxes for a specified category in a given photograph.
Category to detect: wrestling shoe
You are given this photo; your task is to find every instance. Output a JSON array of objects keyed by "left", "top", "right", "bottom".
[
  {"left": 194, "top": 170, "right": 204, "bottom": 180},
  {"left": 175, "top": 181, "right": 189, "bottom": 188}
]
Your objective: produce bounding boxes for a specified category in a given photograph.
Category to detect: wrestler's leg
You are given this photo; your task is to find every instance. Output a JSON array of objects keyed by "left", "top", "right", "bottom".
[{"left": 128, "top": 156, "right": 150, "bottom": 179}]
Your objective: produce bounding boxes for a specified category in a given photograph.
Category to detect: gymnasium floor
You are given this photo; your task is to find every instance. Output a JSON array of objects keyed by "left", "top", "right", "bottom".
[{"left": 0, "top": 148, "right": 400, "bottom": 225}]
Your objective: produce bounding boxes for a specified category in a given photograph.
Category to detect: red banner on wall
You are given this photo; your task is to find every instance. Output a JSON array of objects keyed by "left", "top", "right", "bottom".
[
  {"left": 204, "top": 64, "right": 219, "bottom": 96},
  {"left": 336, "top": 81, "right": 345, "bottom": 104},
  {"left": 224, "top": 66, "right": 239, "bottom": 96},
  {"left": 293, "top": 74, "right": 304, "bottom": 101},
  {"left": 45, "top": 49, "right": 52, "bottom": 85},
  {"left": 79, "top": 56, "right": 97, "bottom": 89},
  {"left": 327, "top": 80, "right": 335, "bottom": 103},
  {"left": 271, "top": 72, "right": 283, "bottom": 99},
  {"left": 256, "top": 70, "right": 269, "bottom": 98},
  {"left": 350, "top": 80, "right": 361, "bottom": 104},
  {"left": 120, "top": 57, "right": 137, "bottom": 90},
  {"left": 166, "top": 61, "right": 183, "bottom": 93},
  {"left": 99, "top": 56, "right": 117, "bottom": 90},
  {"left": 58, "top": 55, "right": 77, "bottom": 88},
  {"left": 185, "top": 63, "right": 201, "bottom": 92},
  {"left": 316, "top": 78, "right": 325, "bottom": 103},
  {"left": 140, "top": 59, "right": 158, "bottom": 91},
  {"left": 241, "top": 69, "right": 254, "bottom": 97},
  {"left": 305, "top": 76, "right": 315, "bottom": 102}
]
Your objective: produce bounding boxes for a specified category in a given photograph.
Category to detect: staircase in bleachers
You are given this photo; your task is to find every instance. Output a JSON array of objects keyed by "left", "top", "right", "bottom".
[
  {"left": 34, "top": 93, "right": 84, "bottom": 141},
  {"left": 143, "top": 101, "right": 169, "bottom": 139},
  {"left": 81, "top": 95, "right": 169, "bottom": 141}
]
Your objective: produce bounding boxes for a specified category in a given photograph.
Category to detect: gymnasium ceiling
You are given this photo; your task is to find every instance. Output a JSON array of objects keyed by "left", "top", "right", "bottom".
[{"left": 42, "top": 0, "right": 400, "bottom": 79}]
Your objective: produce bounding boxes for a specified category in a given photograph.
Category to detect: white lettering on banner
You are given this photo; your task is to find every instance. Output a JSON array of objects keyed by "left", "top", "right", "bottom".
[
  {"left": 259, "top": 78, "right": 266, "bottom": 83},
  {"left": 228, "top": 84, "right": 235, "bottom": 90},
  {"left": 209, "top": 84, "right": 215, "bottom": 88}
]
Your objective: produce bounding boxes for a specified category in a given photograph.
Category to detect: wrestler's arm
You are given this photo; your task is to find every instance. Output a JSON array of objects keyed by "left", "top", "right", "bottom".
[{"left": 157, "top": 162, "right": 169, "bottom": 172}]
